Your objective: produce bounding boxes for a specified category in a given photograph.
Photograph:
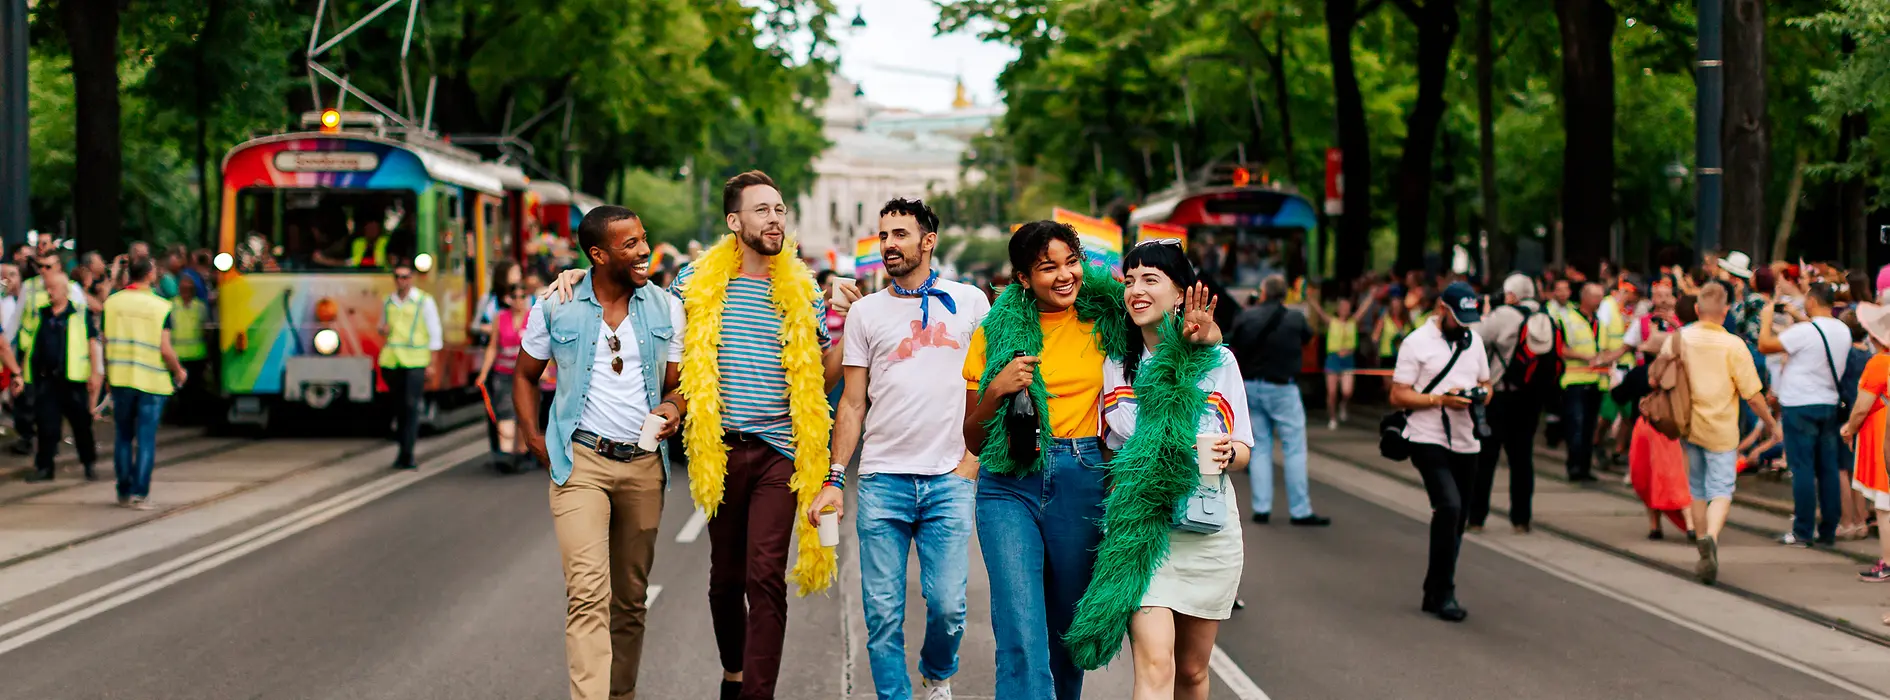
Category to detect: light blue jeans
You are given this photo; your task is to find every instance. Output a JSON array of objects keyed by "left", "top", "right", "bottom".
[
  {"left": 857, "top": 472, "right": 975, "bottom": 699},
  {"left": 976, "top": 437, "right": 1107, "bottom": 700},
  {"left": 1246, "top": 379, "right": 1312, "bottom": 518}
]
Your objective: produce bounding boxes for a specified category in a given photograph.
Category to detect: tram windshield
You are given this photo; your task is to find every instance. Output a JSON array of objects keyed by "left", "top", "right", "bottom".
[
  {"left": 233, "top": 188, "right": 418, "bottom": 273},
  {"left": 1190, "top": 225, "right": 1306, "bottom": 288}
]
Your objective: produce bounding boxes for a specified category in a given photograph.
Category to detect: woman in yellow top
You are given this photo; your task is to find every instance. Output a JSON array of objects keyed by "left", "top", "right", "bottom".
[
  {"left": 1375, "top": 295, "right": 1411, "bottom": 393},
  {"left": 1307, "top": 292, "right": 1376, "bottom": 430},
  {"left": 961, "top": 222, "right": 1216, "bottom": 700}
]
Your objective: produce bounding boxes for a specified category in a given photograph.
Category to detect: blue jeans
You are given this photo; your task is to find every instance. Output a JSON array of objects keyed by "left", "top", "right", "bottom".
[
  {"left": 1246, "top": 379, "right": 1312, "bottom": 518},
  {"left": 976, "top": 437, "right": 1107, "bottom": 700},
  {"left": 1782, "top": 404, "right": 1845, "bottom": 541},
  {"left": 112, "top": 387, "right": 168, "bottom": 500},
  {"left": 857, "top": 472, "right": 975, "bottom": 699}
]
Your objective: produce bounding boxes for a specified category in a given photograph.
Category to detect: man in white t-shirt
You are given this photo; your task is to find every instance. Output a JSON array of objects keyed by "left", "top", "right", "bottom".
[
  {"left": 806, "top": 198, "right": 989, "bottom": 700},
  {"left": 1757, "top": 281, "right": 1850, "bottom": 547}
]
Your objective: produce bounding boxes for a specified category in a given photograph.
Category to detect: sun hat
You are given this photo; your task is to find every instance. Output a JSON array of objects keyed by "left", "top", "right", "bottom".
[
  {"left": 1717, "top": 251, "right": 1754, "bottom": 279},
  {"left": 1858, "top": 303, "right": 1890, "bottom": 351}
]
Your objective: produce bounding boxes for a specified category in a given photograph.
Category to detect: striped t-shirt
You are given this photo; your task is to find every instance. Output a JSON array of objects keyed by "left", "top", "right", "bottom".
[{"left": 671, "top": 265, "right": 831, "bottom": 458}]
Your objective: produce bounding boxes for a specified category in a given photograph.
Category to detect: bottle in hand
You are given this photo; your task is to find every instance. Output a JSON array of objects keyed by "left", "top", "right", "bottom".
[{"left": 1005, "top": 351, "right": 1040, "bottom": 462}]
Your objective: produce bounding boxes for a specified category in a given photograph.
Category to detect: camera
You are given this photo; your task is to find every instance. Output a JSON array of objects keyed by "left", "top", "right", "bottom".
[{"left": 1453, "top": 387, "right": 1493, "bottom": 439}]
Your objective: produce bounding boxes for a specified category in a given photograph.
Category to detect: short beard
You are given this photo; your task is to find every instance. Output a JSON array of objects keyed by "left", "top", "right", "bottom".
[
  {"left": 606, "top": 263, "right": 640, "bottom": 289},
  {"left": 885, "top": 253, "right": 921, "bottom": 279},
  {"left": 739, "top": 228, "right": 783, "bottom": 256}
]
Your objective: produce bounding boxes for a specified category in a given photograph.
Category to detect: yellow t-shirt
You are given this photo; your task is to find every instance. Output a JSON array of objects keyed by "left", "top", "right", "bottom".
[
  {"left": 962, "top": 308, "right": 1105, "bottom": 439},
  {"left": 1678, "top": 322, "right": 1765, "bottom": 453}
]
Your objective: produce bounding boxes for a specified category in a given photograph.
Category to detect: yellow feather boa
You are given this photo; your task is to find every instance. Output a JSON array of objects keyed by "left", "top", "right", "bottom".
[{"left": 677, "top": 234, "right": 836, "bottom": 595}]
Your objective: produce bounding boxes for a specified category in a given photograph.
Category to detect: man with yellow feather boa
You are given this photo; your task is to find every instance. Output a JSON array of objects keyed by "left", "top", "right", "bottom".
[{"left": 554, "top": 171, "right": 859, "bottom": 700}]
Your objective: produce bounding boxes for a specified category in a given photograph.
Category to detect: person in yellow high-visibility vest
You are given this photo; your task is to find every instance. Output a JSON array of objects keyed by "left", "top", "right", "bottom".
[
  {"left": 1558, "top": 282, "right": 1609, "bottom": 483},
  {"left": 103, "top": 257, "right": 188, "bottom": 509},
  {"left": 20, "top": 268, "right": 104, "bottom": 484},
  {"left": 381, "top": 260, "right": 442, "bottom": 469},
  {"left": 314, "top": 219, "right": 393, "bottom": 269},
  {"left": 168, "top": 275, "right": 210, "bottom": 421}
]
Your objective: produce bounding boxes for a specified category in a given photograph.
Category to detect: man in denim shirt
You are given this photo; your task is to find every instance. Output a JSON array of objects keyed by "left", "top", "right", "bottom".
[{"left": 515, "top": 205, "right": 686, "bottom": 700}]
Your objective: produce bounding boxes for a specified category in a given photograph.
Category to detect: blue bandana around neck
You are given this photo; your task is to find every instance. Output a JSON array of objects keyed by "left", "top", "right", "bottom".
[{"left": 890, "top": 271, "right": 958, "bottom": 328}]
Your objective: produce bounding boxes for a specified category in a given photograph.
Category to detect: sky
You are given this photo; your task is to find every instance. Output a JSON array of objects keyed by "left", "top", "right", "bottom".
[{"left": 833, "top": 0, "right": 1018, "bottom": 113}]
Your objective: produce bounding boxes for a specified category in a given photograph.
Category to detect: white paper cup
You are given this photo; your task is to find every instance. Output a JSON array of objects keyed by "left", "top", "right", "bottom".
[
  {"left": 818, "top": 509, "right": 841, "bottom": 548},
  {"left": 637, "top": 414, "right": 667, "bottom": 452},
  {"left": 1196, "top": 433, "right": 1223, "bottom": 477},
  {"left": 832, "top": 276, "right": 855, "bottom": 290}
]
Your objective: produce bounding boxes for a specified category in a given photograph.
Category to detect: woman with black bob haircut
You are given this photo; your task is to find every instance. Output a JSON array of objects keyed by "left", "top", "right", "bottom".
[{"left": 961, "top": 223, "right": 1220, "bottom": 699}]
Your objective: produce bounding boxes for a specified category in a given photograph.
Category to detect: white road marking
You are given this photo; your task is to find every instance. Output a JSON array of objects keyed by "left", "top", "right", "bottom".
[
  {"left": 676, "top": 507, "right": 708, "bottom": 543},
  {"left": 646, "top": 585, "right": 663, "bottom": 607},
  {"left": 1209, "top": 645, "right": 1271, "bottom": 700},
  {"left": 0, "top": 440, "right": 486, "bottom": 657}
]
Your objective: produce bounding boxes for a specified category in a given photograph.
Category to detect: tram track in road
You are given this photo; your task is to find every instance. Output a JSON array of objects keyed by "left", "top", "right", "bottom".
[
  {"left": 0, "top": 410, "right": 490, "bottom": 572},
  {"left": 0, "top": 433, "right": 253, "bottom": 507}
]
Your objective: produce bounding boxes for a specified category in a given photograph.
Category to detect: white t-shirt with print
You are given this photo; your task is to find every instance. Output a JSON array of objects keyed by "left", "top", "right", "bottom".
[
  {"left": 520, "top": 290, "right": 685, "bottom": 440},
  {"left": 1776, "top": 316, "right": 1851, "bottom": 407},
  {"left": 842, "top": 279, "right": 991, "bottom": 475},
  {"left": 1100, "top": 346, "right": 1255, "bottom": 452},
  {"left": 1392, "top": 320, "right": 1492, "bottom": 454}
]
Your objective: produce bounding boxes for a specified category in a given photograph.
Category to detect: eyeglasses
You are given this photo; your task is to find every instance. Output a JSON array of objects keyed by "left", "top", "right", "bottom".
[
  {"left": 394, "top": 273, "right": 413, "bottom": 280},
  {"left": 607, "top": 334, "right": 623, "bottom": 374},
  {"left": 1135, "top": 238, "right": 1182, "bottom": 249}
]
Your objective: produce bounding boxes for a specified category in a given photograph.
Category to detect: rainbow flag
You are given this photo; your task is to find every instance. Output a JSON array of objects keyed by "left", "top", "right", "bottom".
[
  {"left": 1053, "top": 208, "right": 1123, "bottom": 272},
  {"left": 1136, "top": 222, "right": 1188, "bottom": 251},
  {"left": 854, "top": 235, "right": 883, "bottom": 275}
]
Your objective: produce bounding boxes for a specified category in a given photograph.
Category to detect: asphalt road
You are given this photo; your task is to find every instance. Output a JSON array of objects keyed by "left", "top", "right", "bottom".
[{"left": 0, "top": 455, "right": 1863, "bottom": 699}]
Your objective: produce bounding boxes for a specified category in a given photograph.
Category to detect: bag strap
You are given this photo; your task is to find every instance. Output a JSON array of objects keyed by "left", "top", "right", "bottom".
[
  {"left": 1254, "top": 306, "right": 1287, "bottom": 344},
  {"left": 1422, "top": 339, "right": 1470, "bottom": 396},
  {"left": 1811, "top": 321, "right": 1845, "bottom": 397}
]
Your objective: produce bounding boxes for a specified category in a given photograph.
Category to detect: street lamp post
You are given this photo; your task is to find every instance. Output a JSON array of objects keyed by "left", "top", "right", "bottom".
[
  {"left": 1, "top": 0, "right": 27, "bottom": 249},
  {"left": 1696, "top": 0, "right": 1724, "bottom": 254}
]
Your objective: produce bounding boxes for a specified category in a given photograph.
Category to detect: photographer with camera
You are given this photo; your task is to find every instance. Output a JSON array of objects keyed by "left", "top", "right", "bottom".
[{"left": 1388, "top": 282, "right": 1492, "bottom": 623}]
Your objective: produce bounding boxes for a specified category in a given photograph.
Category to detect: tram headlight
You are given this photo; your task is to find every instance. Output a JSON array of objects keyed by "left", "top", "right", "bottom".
[
  {"left": 313, "top": 329, "right": 340, "bottom": 356},
  {"left": 213, "top": 253, "right": 233, "bottom": 272},
  {"left": 413, "top": 253, "right": 434, "bottom": 273}
]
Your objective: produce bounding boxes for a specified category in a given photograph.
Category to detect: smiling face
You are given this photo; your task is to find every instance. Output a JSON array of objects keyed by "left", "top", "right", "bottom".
[
  {"left": 589, "top": 216, "right": 653, "bottom": 288},
  {"left": 1021, "top": 238, "right": 1084, "bottom": 311},
  {"left": 729, "top": 184, "right": 787, "bottom": 256},
  {"left": 1124, "top": 264, "right": 1182, "bottom": 327},
  {"left": 878, "top": 213, "right": 934, "bottom": 279}
]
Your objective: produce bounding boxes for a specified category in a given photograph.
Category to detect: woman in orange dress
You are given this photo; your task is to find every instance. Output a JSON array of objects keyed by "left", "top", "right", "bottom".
[
  {"left": 1626, "top": 284, "right": 1691, "bottom": 540},
  {"left": 1842, "top": 304, "right": 1890, "bottom": 587}
]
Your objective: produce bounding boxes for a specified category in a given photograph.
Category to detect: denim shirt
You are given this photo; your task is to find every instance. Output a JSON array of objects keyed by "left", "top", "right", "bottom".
[{"left": 542, "top": 275, "right": 676, "bottom": 486}]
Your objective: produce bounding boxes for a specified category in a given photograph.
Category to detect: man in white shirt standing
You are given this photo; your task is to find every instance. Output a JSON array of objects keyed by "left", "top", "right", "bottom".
[
  {"left": 808, "top": 198, "right": 989, "bottom": 700},
  {"left": 1388, "top": 282, "right": 1492, "bottom": 622},
  {"left": 1758, "top": 281, "right": 1850, "bottom": 547},
  {"left": 379, "top": 261, "right": 443, "bottom": 470}
]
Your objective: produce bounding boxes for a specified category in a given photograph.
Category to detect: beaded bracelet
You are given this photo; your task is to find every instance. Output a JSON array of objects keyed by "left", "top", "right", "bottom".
[{"left": 823, "top": 467, "right": 847, "bottom": 491}]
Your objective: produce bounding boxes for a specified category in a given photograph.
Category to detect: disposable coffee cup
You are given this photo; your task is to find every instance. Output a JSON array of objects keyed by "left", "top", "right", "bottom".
[
  {"left": 1196, "top": 433, "right": 1223, "bottom": 478},
  {"left": 637, "top": 413, "right": 667, "bottom": 452},
  {"left": 818, "top": 508, "right": 841, "bottom": 548},
  {"left": 832, "top": 276, "right": 855, "bottom": 290}
]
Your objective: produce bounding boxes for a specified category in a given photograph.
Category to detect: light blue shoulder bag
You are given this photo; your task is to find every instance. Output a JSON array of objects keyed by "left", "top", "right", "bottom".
[{"left": 1173, "top": 473, "right": 1229, "bottom": 534}]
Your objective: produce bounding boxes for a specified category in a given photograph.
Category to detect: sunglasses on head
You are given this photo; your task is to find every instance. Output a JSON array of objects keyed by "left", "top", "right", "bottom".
[{"left": 1135, "top": 238, "right": 1182, "bottom": 249}]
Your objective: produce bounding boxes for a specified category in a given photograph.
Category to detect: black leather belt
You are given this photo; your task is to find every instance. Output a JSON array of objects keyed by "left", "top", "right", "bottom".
[
  {"left": 572, "top": 429, "right": 653, "bottom": 462},
  {"left": 1259, "top": 376, "right": 1295, "bottom": 385},
  {"left": 724, "top": 431, "right": 766, "bottom": 446}
]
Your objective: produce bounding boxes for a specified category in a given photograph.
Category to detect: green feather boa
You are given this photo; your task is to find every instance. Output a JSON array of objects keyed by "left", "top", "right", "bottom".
[
  {"left": 973, "top": 264, "right": 1128, "bottom": 477},
  {"left": 1063, "top": 317, "right": 1222, "bottom": 670}
]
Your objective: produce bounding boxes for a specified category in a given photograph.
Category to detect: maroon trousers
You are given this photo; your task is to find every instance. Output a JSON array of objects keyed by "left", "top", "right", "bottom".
[{"left": 707, "top": 435, "right": 797, "bottom": 699}]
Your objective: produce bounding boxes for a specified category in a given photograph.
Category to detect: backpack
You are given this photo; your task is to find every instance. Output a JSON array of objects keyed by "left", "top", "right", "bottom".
[
  {"left": 1499, "top": 305, "right": 1565, "bottom": 394},
  {"left": 1638, "top": 330, "right": 1692, "bottom": 440}
]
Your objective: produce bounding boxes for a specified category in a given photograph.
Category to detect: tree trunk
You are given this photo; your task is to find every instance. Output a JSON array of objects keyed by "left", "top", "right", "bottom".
[
  {"left": 1327, "top": 0, "right": 1374, "bottom": 284},
  {"left": 1721, "top": 0, "right": 1767, "bottom": 257},
  {"left": 1392, "top": 0, "right": 1460, "bottom": 273},
  {"left": 196, "top": 0, "right": 224, "bottom": 249},
  {"left": 1269, "top": 23, "right": 1299, "bottom": 187},
  {"left": 61, "top": 0, "right": 125, "bottom": 255},
  {"left": 1769, "top": 146, "right": 1806, "bottom": 262},
  {"left": 1554, "top": 0, "right": 1615, "bottom": 276},
  {"left": 1475, "top": 0, "right": 1506, "bottom": 276}
]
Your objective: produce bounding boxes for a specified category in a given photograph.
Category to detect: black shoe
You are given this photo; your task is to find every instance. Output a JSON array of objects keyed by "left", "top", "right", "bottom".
[
  {"left": 1429, "top": 597, "right": 1468, "bottom": 622},
  {"left": 82, "top": 464, "right": 97, "bottom": 481},
  {"left": 1817, "top": 535, "right": 1838, "bottom": 547},
  {"left": 1290, "top": 514, "right": 1332, "bottom": 527},
  {"left": 1513, "top": 523, "right": 1532, "bottom": 535},
  {"left": 392, "top": 462, "right": 417, "bottom": 471},
  {"left": 1251, "top": 512, "right": 1270, "bottom": 525},
  {"left": 1568, "top": 473, "right": 1599, "bottom": 483},
  {"left": 1647, "top": 530, "right": 1665, "bottom": 541},
  {"left": 1686, "top": 530, "right": 1698, "bottom": 544},
  {"left": 23, "top": 470, "right": 52, "bottom": 483},
  {"left": 720, "top": 680, "right": 741, "bottom": 700}
]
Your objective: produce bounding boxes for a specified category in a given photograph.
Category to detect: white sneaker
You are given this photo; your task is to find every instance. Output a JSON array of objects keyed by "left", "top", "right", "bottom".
[
  {"left": 127, "top": 496, "right": 153, "bottom": 511},
  {"left": 1327, "top": 418, "right": 1339, "bottom": 431},
  {"left": 922, "top": 678, "right": 952, "bottom": 700}
]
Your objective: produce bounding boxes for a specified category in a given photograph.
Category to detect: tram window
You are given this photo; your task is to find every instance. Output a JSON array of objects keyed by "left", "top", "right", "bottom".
[
  {"left": 233, "top": 188, "right": 418, "bottom": 273},
  {"left": 1188, "top": 224, "right": 1303, "bottom": 288}
]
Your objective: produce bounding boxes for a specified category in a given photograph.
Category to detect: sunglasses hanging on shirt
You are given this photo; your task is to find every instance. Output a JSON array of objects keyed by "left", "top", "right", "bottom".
[{"left": 607, "top": 334, "right": 623, "bottom": 374}]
